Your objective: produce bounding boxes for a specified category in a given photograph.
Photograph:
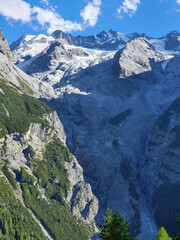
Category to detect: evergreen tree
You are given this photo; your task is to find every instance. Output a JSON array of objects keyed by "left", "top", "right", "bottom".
[
  {"left": 98, "top": 206, "right": 112, "bottom": 240},
  {"left": 98, "top": 207, "right": 130, "bottom": 240},
  {"left": 155, "top": 227, "right": 172, "bottom": 240},
  {"left": 110, "top": 211, "right": 130, "bottom": 240}
]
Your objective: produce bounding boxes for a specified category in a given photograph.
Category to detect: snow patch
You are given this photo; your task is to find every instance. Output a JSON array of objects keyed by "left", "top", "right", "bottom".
[
  {"left": 149, "top": 38, "right": 166, "bottom": 52},
  {"left": 57, "top": 85, "right": 90, "bottom": 96},
  {"left": 161, "top": 56, "right": 174, "bottom": 70}
]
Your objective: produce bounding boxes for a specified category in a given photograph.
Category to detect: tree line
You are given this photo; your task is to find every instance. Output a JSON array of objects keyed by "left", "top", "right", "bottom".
[{"left": 98, "top": 207, "right": 180, "bottom": 240}]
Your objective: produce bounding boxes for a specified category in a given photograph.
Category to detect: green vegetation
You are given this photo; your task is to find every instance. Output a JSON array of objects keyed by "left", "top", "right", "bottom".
[
  {"left": 0, "top": 78, "right": 53, "bottom": 137},
  {"left": 20, "top": 138, "right": 91, "bottom": 240},
  {"left": 109, "top": 108, "right": 132, "bottom": 126},
  {"left": 155, "top": 227, "right": 172, "bottom": 240},
  {"left": 19, "top": 167, "right": 36, "bottom": 184},
  {"left": 98, "top": 207, "right": 180, "bottom": 240},
  {"left": 2, "top": 163, "right": 18, "bottom": 189},
  {"left": 98, "top": 207, "right": 131, "bottom": 240},
  {"left": 17, "top": 76, "right": 33, "bottom": 95},
  {"left": 31, "top": 138, "right": 72, "bottom": 199},
  {"left": 0, "top": 177, "right": 45, "bottom": 239},
  {"left": 0, "top": 76, "right": 92, "bottom": 239},
  {"left": 152, "top": 182, "right": 180, "bottom": 238}
]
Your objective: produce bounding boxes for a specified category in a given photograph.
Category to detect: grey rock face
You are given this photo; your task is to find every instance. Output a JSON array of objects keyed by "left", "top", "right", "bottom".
[
  {"left": 113, "top": 37, "right": 162, "bottom": 78},
  {"left": 0, "top": 28, "right": 12, "bottom": 61},
  {"left": 0, "top": 28, "right": 16, "bottom": 82},
  {"left": 65, "top": 158, "right": 98, "bottom": 222}
]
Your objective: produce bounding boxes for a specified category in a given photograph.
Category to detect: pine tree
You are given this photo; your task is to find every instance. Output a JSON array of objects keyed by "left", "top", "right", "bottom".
[
  {"left": 98, "top": 207, "right": 130, "bottom": 240},
  {"left": 98, "top": 206, "right": 112, "bottom": 240},
  {"left": 155, "top": 227, "right": 172, "bottom": 240},
  {"left": 110, "top": 211, "right": 130, "bottom": 240}
]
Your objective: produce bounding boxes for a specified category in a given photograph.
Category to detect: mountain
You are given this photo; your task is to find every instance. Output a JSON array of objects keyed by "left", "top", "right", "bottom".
[
  {"left": 0, "top": 28, "right": 98, "bottom": 240},
  {"left": 164, "top": 30, "right": 180, "bottom": 51},
  {"left": 51, "top": 29, "right": 140, "bottom": 50},
  {"left": 9, "top": 29, "right": 180, "bottom": 239},
  {"left": 148, "top": 30, "right": 180, "bottom": 52}
]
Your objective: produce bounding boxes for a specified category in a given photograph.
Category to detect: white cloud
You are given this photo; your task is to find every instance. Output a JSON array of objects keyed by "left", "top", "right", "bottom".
[
  {"left": 80, "top": 0, "right": 102, "bottom": 27},
  {"left": 32, "top": 7, "right": 83, "bottom": 34},
  {"left": 177, "top": 0, "right": 180, "bottom": 5},
  {"left": 117, "top": 0, "right": 141, "bottom": 18},
  {"left": 0, "top": 0, "right": 31, "bottom": 22},
  {"left": 40, "top": 0, "right": 49, "bottom": 6},
  {"left": 0, "top": 0, "right": 102, "bottom": 34}
]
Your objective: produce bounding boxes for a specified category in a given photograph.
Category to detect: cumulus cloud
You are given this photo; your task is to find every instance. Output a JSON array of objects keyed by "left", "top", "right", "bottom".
[
  {"left": 177, "top": 0, "right": 180, "bottom": 5},
  {"left": 80, "top": 0, "right": 102, "bottom": 27},
  {"left": 117, "top": 0, "right": 141, "bottom": 18},
  {"left": 0, "top": 0, "right": 31, "bottom": 22},
  {"left": 0, "top": 0, "right": 102, "bottom": 34},
  {"left": 32, "top": 7, "right": 83, "bottom": 34}
]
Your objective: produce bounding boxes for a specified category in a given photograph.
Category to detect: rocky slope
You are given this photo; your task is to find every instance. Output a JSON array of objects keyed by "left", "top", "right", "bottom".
[
  {"left": 10, "top": 29, "right": 180, "bottom": 239},
  {"left": 0, "top": 28, "right": 98, "bottom": 240}
]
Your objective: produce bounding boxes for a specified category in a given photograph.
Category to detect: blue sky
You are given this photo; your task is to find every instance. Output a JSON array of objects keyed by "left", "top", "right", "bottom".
[{"left": 1, "top": 0, "right": 180, "bottom": 44}]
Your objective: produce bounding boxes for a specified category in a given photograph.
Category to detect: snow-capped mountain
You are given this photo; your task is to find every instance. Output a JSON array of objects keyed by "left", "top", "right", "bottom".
[
  {"left": 10, "top": 29, "right": 137, "bottom": 66},
  {"left": 10, "top": 29, "right": 180, "bottom": 240},
  {"left": 51, "top": 29, "right": 140, "bottom": 50}
]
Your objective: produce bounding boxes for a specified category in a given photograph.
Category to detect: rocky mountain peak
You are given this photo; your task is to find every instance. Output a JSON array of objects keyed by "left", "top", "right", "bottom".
[
  {"left": 0, "top": 28, "right": 13, "bottom": 62},
  {"left": 25, "top": 38, "right": 88, "bottom": 74},
  {"left": 10, "top": 34, "right": 28, "bottom": 51},
  {"left": 113, "top": 37, "right": 161, "bottom": 78},
  {"left": 51, "top": 30, "right": 73, "bottom": 44},
  {"left": 164, "top": 30, "right": 180, "bottom": 51},
  {"left": 168, "top": 30, "right": 180, "bottom": 37},
  {"left": 50, "top": 29, "right": 139, "bottom": 50}
]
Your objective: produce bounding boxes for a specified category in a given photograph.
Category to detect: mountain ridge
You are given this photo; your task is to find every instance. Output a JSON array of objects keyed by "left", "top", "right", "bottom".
[{"left": 10, "top": 29, "right": 180, "bottom": 53}]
